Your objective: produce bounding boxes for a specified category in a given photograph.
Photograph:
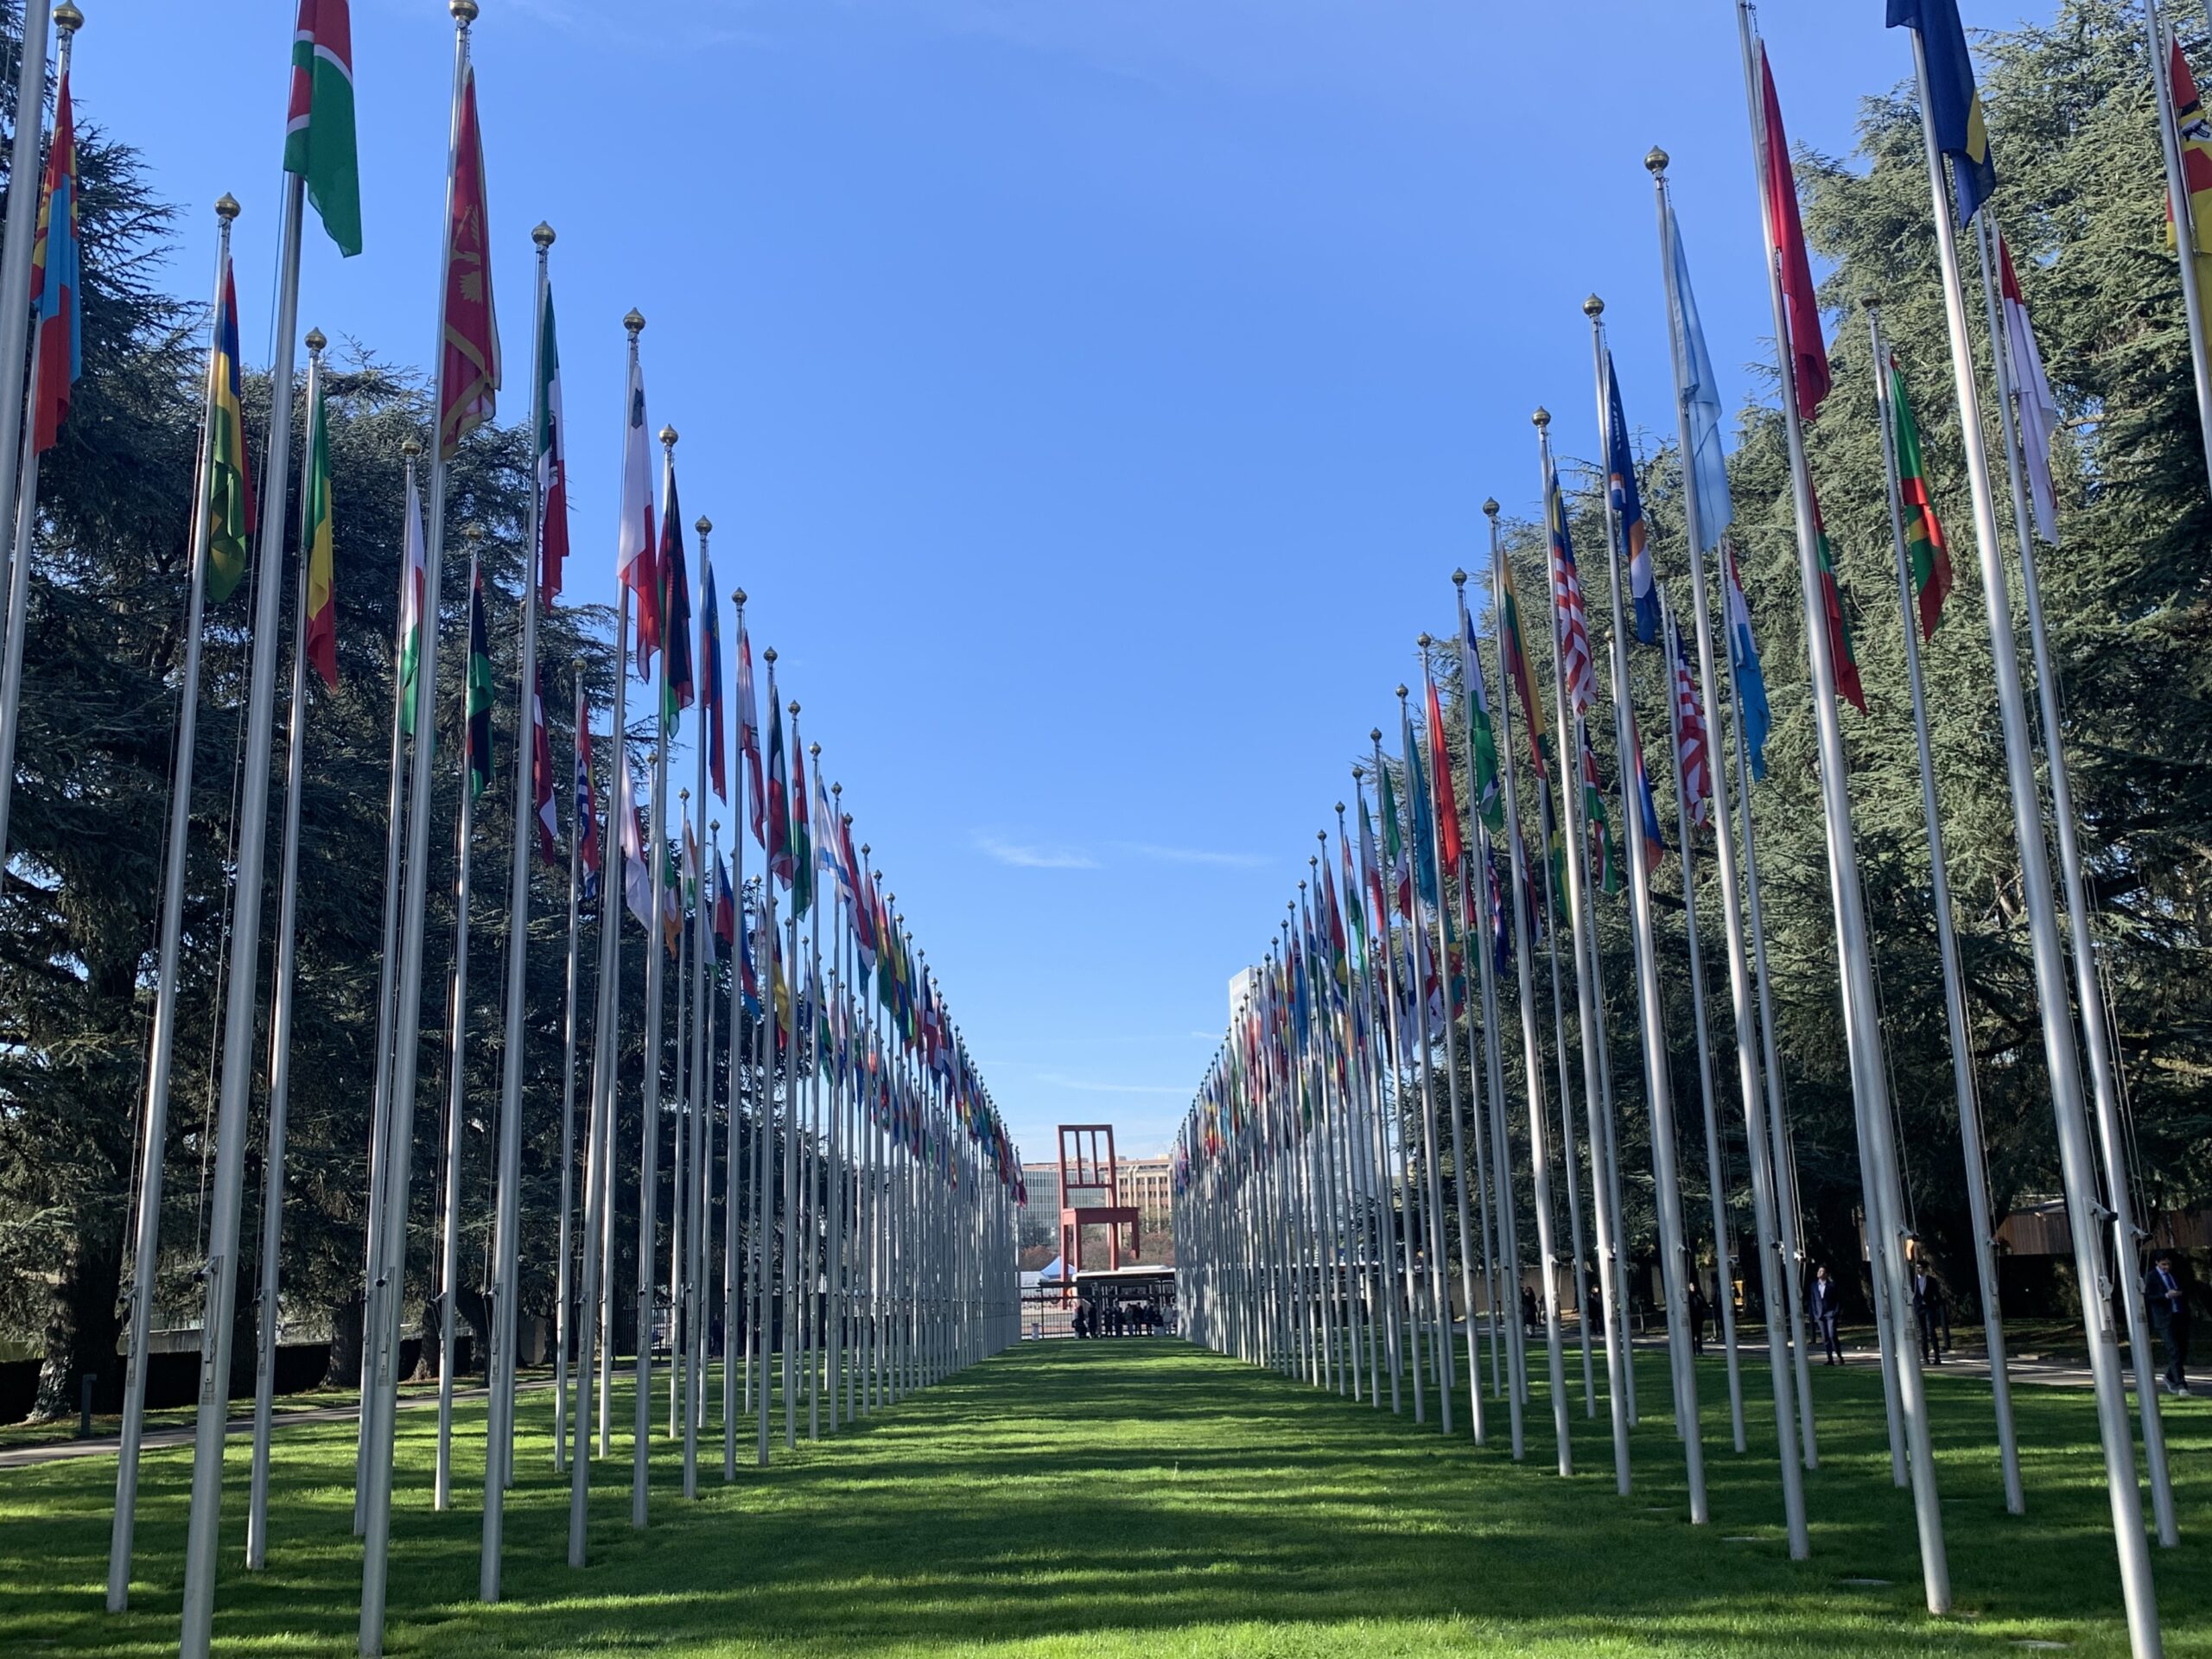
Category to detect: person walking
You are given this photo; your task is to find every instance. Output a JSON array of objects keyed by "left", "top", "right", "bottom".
[
  {"left": 2145, "top": 1249, "right": 2192, "bottom": 1396},
  {"left": 1520, "top": 1285, "right": 1540, "bottom": 1339},
  {"left": 1911, "top": 1260, "right": 1946, "bottom": 1366},
  {"left": 1810, "top": 1264, "right": 1844, "bottom": 1365},
  {"left": 1687, "top": 1276, "right": 1709, "bottom": 1358}
]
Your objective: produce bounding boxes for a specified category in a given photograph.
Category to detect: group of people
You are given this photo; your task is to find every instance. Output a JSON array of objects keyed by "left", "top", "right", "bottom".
[{"left": 1072, "top": 1300, "right": 1164, "bottom": 1338}]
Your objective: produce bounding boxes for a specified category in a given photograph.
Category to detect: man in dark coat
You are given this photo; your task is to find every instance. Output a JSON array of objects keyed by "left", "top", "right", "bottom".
[
  {"left": 1809, "top": 1265, "right": 1844, "bottom": 1365},
  {"left": 2145, "top": 1249, "right": 2191, "bottom": 1396}
]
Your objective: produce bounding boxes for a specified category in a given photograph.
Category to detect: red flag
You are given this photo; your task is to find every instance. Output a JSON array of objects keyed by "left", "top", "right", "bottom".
[
  {"left": 29, "top": 73, "right": 79, "bottom": 454},
  {"left": 1760, "top": 46, "right": 1830, "bottom": 420},
  {"left": 435, "top": 67, "right": 499, "bottom": 459},
  {"left": 1424, "top": 671, "right": 1463, "bottom": 878}
]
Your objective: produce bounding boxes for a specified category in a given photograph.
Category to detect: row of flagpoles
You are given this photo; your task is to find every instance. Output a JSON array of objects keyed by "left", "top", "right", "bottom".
[
  {"left": 0, "top": 3, "right": 1027, "bottom": 1656},
  {"left": 1171, "top": 4, "right": 2196, "bottom": 1656}
]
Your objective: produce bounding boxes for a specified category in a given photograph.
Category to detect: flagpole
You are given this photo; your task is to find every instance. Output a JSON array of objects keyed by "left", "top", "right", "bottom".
[
  {"left": 1396, "top": 698, "right": 1454, "bottom": 1433},
  {"left": 0, "top": 0, "right": 76, "bottom": 961},
  {"left": 1970, "top": 212, "right": 2177, "bottom": 1544},
  {"left": 1866, "top": 301, "right": 2024, "bottom": 1517},
  {"left": 807, "top": 747, "right": 828, "bottom": 1440},
  {"left": 108, "top": 191, "right": 233, "bottom": 1611},
  {"left": 1579, "top": 327, "right": 1710, "bottom": 1521},
  {"left": 476, "top": 221, "right": 550, "bottom": 1596},
  {"left": 1655, "top": 589, "right": 1745, "bottom": 1459},
  {"left": 434, "top": 530, "right": 486, "bottom": 1512},
  {"left": 669, "top": 791, "right": 691, "bottom": 1442},
  {"left": 0, "top": 0, "right": 52, "bottom": 620},
  {"left": 354, "top": 442, "right": 423, "bottom": 1534},
  {"left": 572, "top": 301, "right": 642, "bottom": 1549},
  {"left": 725, "top": 768, "right": 749, "bottom": 1479},
  {"left": 757, "top": 719, "right": 781, "bottom": 1466},
  {"left": 1367, "top": 741, "right": 1426, "bottom": 1425},
  {"left": 358, "top": 14, "right": 481, "bottom": 1644},
  {"left": 1649, "top": 149, "right": 1807, "bottom": 1553},
  {"left": 245, "top": 327, "right": 325, "bottom": 1569},
  {"left": 556, "top": 660, "right": 587, "bottom": 1475},
  {"left": 1902, "top": 0, "right": 2160, "bottom": 1604},
  {"left": 1482, "top": 519, "right": 1569, "bottom": 1478},
  {"left": 687, "top": 716, "right": 713, "bottom": 1497},
  {"left": 1739, "top": 13, "right": 1948, "bottom": 1607},
  {"left": 2147, "top": 0, "right": 2212, "bottom": 499},
  {"left": 170, "top": 29, "right": 307, "bottom": 1659}
]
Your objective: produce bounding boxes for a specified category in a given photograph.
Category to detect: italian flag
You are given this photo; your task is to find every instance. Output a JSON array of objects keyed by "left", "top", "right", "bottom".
[{"left": 284, "top": 0, "right": 362, "bottom": 257}]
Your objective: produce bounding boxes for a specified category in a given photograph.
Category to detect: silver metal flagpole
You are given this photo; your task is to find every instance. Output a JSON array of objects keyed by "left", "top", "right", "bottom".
[
  {"left": 1867, "top": 301, "right": 2024, "bottom": 1517},
  {"left": 245, "top": 328, "right": 326, "bottom": 1570},
  {"left": 480, "top": 219, "right": 552, "bottom": 1598},
  {"left": 635, "top": 427, "right": 678, "bottom": 1526},
  {"left": 1656, "top": 589, "right": 1745, "bottom": 1455},
  {"left": 685, "top": 609, "right": 712, "bottom": 1491},
  {"left": 757, "top": 744, "right": 780, "bottom": 1466},
  {"left": 434, "top": 528, "right": 487, "bottom": 1513},
  {"left": 355, "top": 442, "right": 423, "bottom": 1535},
  {"left": 784, "top": 709, "right": 805, "bottom": 1448},
  {"left": 1738, "top": 12, "right": 1947, "bottom": 1606},
  {"left": 1486, "top": 494, "right": 1569, "bottom": 1478},
  {"left": 0, "top": 0, "right": 73, "bottom": 876},
  {"left": 176, "top": 29, "right": 310, "bottom": 1659},
  {"left": 0, "top": 0, "right": 52, "bottom": 621},
  {"left": 670, "top": 786, "right": 690, "bottom": 1441},
  {"left": 570, "top": 307, "right": 640, "bottom": 1551},
  {"left": 1650, "top": 149, "right": 1805, "bottom": 1554},
  {"left": 1394, "top": 705, "right": 1454, "bottom": 1435},
  {"left": 109, "top": 190, "right": 234, "bottom": 1611},
  {"left": 1579, "top": 326, "right": 1709, "bottom": 1522},
  {"left": 724, "top": 606, "right": 749, "bottom": 1478},
  {"left": 556, "top": 659, "right": 587, "bottom": 1475},
  {"left": 807, "top": 747, "right": 827, "bottom": 1439},
  {"left": 1367, "top": 740, "right": 1426, "bottom": 1426},
  {"left": 2146, "top": 0, "right": 2212, "bottom": 499},
  {"left": 1969, "top": 212, "right": 2177, "bottom": 1544},
  {"left": 359, "top": 12, "right": 479, "bottom": 1638}
]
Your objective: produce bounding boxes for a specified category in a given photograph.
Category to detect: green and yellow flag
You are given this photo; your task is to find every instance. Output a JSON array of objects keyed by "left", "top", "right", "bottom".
[
  {"left": 206, "top": 258, "right": 255, "bottom": 603},
  {"left": 302, "top": 370, "right": 336, "bottom": 688}
]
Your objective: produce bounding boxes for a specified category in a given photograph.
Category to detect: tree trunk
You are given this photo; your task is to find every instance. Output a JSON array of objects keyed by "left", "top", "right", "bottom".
[
  {"left": 323, "top": 1291, "right": 364, "bottom": 1389},
  {"left": 29, "top": 1222, "right": 124, "bottom": 1421}
]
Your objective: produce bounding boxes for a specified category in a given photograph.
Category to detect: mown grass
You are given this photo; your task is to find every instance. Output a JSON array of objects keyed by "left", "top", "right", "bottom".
[{"left": 0, "top": 1338, "right": 2204, "bottom": 1656}]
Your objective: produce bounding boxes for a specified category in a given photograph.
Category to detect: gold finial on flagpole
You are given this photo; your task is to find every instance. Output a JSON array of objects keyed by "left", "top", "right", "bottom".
[
  {"left": 660, "top": 425, "right": 677, "bottom": 449},
  {"left": 1583, "top": 294, "right": 1605, "bottom": 319},
  {"left": 53, "top": 3, "right": 81, "bottom": 33},
  {"left": 696, "top": 517, "right": 711, "bottom": 537},
  {"left": 1484, "top": 498, "right": 1500, "bottom": 518},
  {"left": 1532, "top": 408, "right": 1550, "bottom": 430},
  {"left": 533, "top": 221, "right": 556, "bottom": 249},
  {"left": 625, "top": 308, "right": 646, "bottom": 337},
  {"left": 1645, "top": 146, "right": 1669, "bottom": 176},
  {"left": 216, "top": 194, "right": 240, "bottom": 221},
  {"left": 1452, "top": 568, "right": 1466, "bottom": 588},
  {"left": 450, "top": 0, "right": 478, "bottom": 23},
  {"left": 304, "top": 328, "right": 327, "bottom": 354}
]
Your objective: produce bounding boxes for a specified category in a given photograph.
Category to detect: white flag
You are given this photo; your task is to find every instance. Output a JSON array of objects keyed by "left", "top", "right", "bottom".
[{"left": 1998, "top": 232, "right": 2061, "bottom": 545}]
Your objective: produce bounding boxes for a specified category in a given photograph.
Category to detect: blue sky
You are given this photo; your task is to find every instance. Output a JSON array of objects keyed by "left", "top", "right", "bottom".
[{"left": 95, "top": 1, "right": 2034, "bottom": 1161}]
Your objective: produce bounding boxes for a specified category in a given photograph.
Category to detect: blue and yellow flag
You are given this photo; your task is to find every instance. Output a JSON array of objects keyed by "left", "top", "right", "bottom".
[
  {"left": 207, "top": 257, "right": 257, "bottom": 603},
  {"left": 1887, "top": 0, "right": 1996, "bottom": 224}
]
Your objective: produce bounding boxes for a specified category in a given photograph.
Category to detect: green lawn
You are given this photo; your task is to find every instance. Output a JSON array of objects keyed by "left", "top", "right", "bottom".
[{"left": 0, "top": 1338, "right": 2205, "bottom": 1656}]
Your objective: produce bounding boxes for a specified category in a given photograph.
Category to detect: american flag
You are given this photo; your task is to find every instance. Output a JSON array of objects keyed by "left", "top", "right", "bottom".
[
  {"left": 1669, "top": 615, "right": 1712, "bottom": 830},
  {"left": 1547, "top": 465, "right": 1597, "bottom": 715}
]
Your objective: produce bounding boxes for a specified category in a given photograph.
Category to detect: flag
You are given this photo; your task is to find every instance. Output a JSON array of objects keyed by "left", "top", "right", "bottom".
[
  {"left": 658, "top": 472, "right": 693, "bottom": 721},
  {"left": 1607, "top": 355, "right": 1660, "bottom": 645},
  {"left": 435, "top": 66, "right": 499, "bottom": 459},
  {"left": 1811, "top": 486, "right": 1866, "bottom": 714},
  {"left": 1885, "top": 350, "right": 1955, "bottom": 640},
  {"left": 536, "top": 280, "right": 569, "bottom": 604},
  {"left": 1580, "top": 722, "right": 1620, "bottom": 897},
  {"left": 1629, "top": 709, "right": 1665, "bottom": 873},
  {"left": 736, "top": 608, "right": 764, "bottom": 843},
  {"left": 1724, "top": 543, "right": 1771, "bottom": 782},
  {"left": 1547, "top": 457, "right": 1598, "bottom": 714},
  {"left": 1377, "top": 748, "right": 1411, "bottom": 922},
  {"left": 1759, "top": 45, "right": 1832, "bottom": 419},
  {"left": 712, "top": 854, "right": 735, "bottom": 961},
  {"left": 1341, "top": 824, "right": 1369, "bottom": 977},
  {"left": 1402, "top": 720, "right": 1440, "bottom": 916},
  {"left": 615, "top": 353, "right": 658, "bottom": 677},
  {"left": 464, "top": 556, "right": 493, "bottom": 800},
  {"left": 2171, "top": 35, "right": 2212, "bottom": 308},
  {"left": 620, "top": 760, "right": 652, "bottom": 928},
  {"left": 1496, "top": 546, "right": 1548, "bottom": 773},
  {"left": 206, "top": 258, "right": 257, "bottom": 605},
  {"left": 1457, "top": 609, "right": 1503, "bottom": 836},
  {"left": 1357, "top": 789, "right": 1387, "bottom": 944},
  {"left": 766, "top": 670, "right": 791, "bottom": 887},
  {"left": 575, "top": 715, "right": 601, "bottom": 899},
  {"left": 1997, "top": 232, "right": 2060, "bottom": 544},
  {"left": 1887, "top": 0, "right": 1996, "bottom": 226},
  {"left": 791, "top": 728, "right": 815, "bottom": 918},
  {"left": 700, "top": 554, "right": 726, "bottom": 801},
  {"left": 1666, "top": 198, "right": 1732, "bottom": 550},
  {"left": 283, "top": 0, "right": 362, "bottom": 257},
  {"left": 301, "top": 367, "right": 337, "bottom": 689},
  {"left": 531, "top": 671, "right": 557, "bottom": 863},
  {"left": 29, "top": 72, "right": 79, "bottom": 454},
  {"left": 397, "top": 468, "right": 426, "bottom": 738},
  {"left": 813, "top": 766, "right": 840, "bottom": 899},
  {"left": 1485, "top": 844, "right": 1512, "bottom": 976},
  {"left": 1668, "top": 613, "right": 1712, "bottom": 830},
  {"left": 1424, "top": 671, "right": 1463, "bottom": 876}
]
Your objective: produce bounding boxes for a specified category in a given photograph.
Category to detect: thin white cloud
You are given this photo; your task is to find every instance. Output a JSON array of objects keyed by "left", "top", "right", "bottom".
[
  {"left": 1116, "top": 841, "right": 1268, "bottom": 870},
  {"left": 973, "top": 834, "right": 1097, "bottom": 870}
]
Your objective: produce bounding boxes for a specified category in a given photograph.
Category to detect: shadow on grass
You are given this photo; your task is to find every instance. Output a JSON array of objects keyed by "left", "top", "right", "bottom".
[{"left": 0, "top": 1340, "right": 2205, "bottom": 1656}]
